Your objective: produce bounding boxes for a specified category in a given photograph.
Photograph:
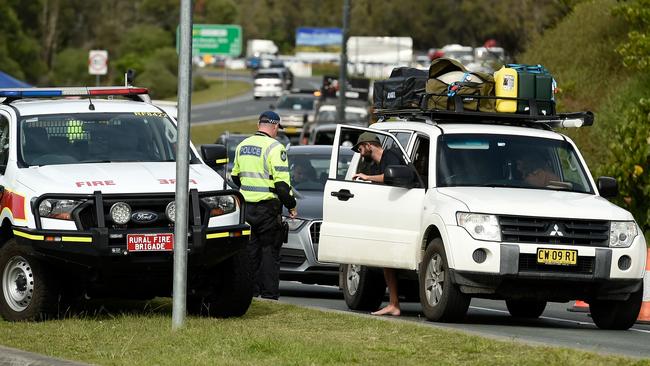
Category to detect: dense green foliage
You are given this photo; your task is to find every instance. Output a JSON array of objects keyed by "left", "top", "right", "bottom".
[
  {"left": 2, "top": 0, "right": 581, "bottom": 96},
  {"left": 522, "top": 0, "right": 650, "bottom": 234},
  {"left": 601, "top": 99, "right": 650, "bottom": 232}
]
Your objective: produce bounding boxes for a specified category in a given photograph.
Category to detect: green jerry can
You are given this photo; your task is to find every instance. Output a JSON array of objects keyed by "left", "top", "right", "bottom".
[{"left": 506, "top": 64, "right": 554, "bottom": 115}]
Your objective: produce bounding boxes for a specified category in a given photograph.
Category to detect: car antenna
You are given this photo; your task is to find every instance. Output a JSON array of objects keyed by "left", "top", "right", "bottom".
[{"left": 85, "top": 86, "right": 95, "bottom": 111}]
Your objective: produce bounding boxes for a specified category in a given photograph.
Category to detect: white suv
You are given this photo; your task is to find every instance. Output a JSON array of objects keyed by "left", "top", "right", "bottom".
[
  {"left": 319, "top": 111, "right": 647, "bottom": 330},
  {"left": 0, "top": 87, "right": 252, "bottom": 321},
  {"left": 253, "top": 68, "right": 286, "bottom": 99}
]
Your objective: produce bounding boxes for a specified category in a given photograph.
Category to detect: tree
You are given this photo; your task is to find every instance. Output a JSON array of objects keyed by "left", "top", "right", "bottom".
[
  {"left": 0, "top": 0, "right": 46, "bottom": 83},
  {"left": 601, "top": 98, "right": 650, "bottom": 234},
  {"left": 614, "top": 0, "right": 650, "bottom": 71}
]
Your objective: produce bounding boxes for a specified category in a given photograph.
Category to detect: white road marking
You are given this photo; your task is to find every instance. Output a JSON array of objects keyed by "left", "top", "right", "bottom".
[{"left": 470, "top": 305, "right": 650, "bottom": 333}]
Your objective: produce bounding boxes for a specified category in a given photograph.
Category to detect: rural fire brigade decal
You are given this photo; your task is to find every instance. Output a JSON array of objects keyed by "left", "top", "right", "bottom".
[
  {"left": 74, "top": 179, "right": 199, "bottom": 187},
  {"left": 0, "top": 189, "right": 27, "bottom": 221},
  {"left": 127, "top": 233, "right": 174, "bottom": 252}
]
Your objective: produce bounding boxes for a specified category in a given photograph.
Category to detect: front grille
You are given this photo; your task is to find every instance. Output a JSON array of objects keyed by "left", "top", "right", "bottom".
[
  {"left": 519, "top": 253, "right": 595, "bottom": 275},
  {"left": 309, "top": 221, "right": 321, "bottom": 244},
  {"left": 75, "top": 195, "right": 206, "bottom": 230},
  {"left": 103, "top": 197, "right": 175, "bottom": 230},
  {"left": 280, "top": 248, "right": 306, "bottom": 268},
  {"left": 499, "top": 215, "right": 609, "bottom": 247}
]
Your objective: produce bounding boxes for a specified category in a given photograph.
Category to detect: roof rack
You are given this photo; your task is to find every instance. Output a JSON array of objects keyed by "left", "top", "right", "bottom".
[
  {"left": 375, "top": 93, "right": 594, "bottom": 130},
  {"left": 0, "top": 86, "right": 149, "bottom": 104}
]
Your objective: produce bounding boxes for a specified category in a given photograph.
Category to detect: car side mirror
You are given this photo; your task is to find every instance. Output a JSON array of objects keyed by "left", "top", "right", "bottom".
[
  {"left": 597, "top": 176, "right": 618, "bottom": 198},
  {"left": 384, "top": 165, "right": 416, "bottom": 188},
  {"left": 201, "top": 144, "right": 228, "bottom": 170}
]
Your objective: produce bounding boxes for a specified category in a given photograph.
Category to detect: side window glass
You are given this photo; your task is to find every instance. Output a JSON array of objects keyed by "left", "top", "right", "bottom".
[
  {"left": 390, "top": 131, "right": 413, "bottom": 148},
  {"left": 0, "top": 116, "right": 9, "bottom": 172},
  {"left": 335, "top": 126, "right": 408, "bottom": 183},
  {"left": 411, "top": 136, "right": 430, "bottom": 188}
]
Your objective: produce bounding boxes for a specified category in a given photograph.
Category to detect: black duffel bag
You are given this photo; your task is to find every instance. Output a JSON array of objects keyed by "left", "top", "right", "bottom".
[{"left": 373, "top": 67, "right": 427, "bottom": 110}]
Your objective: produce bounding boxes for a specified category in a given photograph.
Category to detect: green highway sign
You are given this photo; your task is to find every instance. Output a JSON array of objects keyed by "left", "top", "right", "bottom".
[{"left": 178, "top": 24, "right": 242, "bottom": 56}]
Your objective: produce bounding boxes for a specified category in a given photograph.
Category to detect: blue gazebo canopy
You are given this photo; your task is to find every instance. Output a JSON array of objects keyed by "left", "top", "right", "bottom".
[{"left": 0, "top": 71, "right": 31, "bottom": 88}]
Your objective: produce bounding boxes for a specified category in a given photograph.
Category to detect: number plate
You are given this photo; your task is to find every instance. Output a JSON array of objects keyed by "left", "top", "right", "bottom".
[
  {"left": 126, "top": 233, "right": 174, "bottom": 252},
  {"left": 536, "top": 248, "right": 577, "bottom": 266}
]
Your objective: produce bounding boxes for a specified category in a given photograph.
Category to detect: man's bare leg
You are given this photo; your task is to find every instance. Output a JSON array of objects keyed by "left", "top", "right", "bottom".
[{"left": 371, "top": 268, "right": 401, "bottom": 316}]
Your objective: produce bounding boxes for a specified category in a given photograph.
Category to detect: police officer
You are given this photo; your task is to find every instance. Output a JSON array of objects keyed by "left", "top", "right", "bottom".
[{"left": 231, "top": 111, "right": 297, "bottom": 300}]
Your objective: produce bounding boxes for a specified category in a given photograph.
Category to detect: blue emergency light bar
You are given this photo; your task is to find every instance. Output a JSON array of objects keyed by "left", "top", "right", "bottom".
[{"left": 0, "top": 87, "right": 149, "bottom": 100}]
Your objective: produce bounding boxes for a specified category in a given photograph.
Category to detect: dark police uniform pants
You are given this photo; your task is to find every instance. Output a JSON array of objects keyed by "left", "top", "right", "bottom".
[{"left": 246, "top": 200, "right": 284, "bottom": 299}]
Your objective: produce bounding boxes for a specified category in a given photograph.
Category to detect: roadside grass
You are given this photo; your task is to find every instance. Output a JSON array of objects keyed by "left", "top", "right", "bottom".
[
  {"left": 165, "top": 79, "right": 251, "bottom": 105},
  {"left": 190, "top": 118, "right": 258, "bottom": 146},
  {"left": 0, "top": 299, "right": 645, "bottom": 366},
  {"left": 202, "top": 65, "right": 254, "bottom": 76},
  {"left": 311, "top": 62, "right": 339, "bottom": 76}
]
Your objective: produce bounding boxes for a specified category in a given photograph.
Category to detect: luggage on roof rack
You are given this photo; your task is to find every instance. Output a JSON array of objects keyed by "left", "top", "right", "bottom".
[
  {"left": 369, "top": 58, "right": 582, "bottom": 128},
  {"left": 373, "top": 67, "right": 427, "bottom": 110},
  {"left": 423, "top": 58, "right": 496, "bottom": 113}
]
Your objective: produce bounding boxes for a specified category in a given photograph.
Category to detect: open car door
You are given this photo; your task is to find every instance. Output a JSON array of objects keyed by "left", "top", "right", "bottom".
[{"left": 318, "top": 125, "right": 425, "bottom": 270}]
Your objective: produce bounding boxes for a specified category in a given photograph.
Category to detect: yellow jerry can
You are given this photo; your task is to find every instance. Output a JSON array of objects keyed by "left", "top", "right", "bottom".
[{"left": 494, "top": 66, "right": 518, "bottom": 113}]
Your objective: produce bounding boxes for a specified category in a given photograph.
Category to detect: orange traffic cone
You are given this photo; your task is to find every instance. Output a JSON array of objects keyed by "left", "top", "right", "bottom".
[
  {"left": 637, "top": 248, "right": 650, "bottom": 324},
  {"left": 567, "top": 299, "right": 589, "bottom": 313}
]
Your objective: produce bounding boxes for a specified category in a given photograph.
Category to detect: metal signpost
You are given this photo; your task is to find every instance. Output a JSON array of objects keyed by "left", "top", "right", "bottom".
[
  {"left": 88, "top": 50, "right": 108, "bottom": 86},
  {"left": 172, "top": 0, "right": 193, "bottom": 330},
  {"left": 338, "top": 0, "right": 350, "bottom": 122}
]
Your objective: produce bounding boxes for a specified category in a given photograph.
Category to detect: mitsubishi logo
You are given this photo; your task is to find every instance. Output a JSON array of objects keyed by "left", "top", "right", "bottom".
[{"left": 549, "top": 224, "right": 564, "bottom": 237}]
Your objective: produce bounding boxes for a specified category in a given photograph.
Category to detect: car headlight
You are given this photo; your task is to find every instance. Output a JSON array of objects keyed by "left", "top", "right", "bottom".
[
  {"left": 284, "top": 217, "right": 306, "bottom": 231},
  {"left": 110, "top": 202, "right": 131, "bottom": 225},
  {"left": 38, "top": 199, "right": 83, "bottom": 221},
  {"left": 165, "top": 201, "right": 175, "bottom": 222},
  {"left": 201, "top": 195, "right": 238, "bottom": 217},
  {"left": 456, "top": 212, "right": 501, "bottom": 241},
  {"left": 609, "top": 221, "right": 637, "bottom": 248}
]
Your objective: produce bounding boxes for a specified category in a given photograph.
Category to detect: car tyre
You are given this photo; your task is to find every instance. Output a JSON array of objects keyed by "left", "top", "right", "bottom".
[
  {"left": 590, "top": 287, "right": 643, "bottom": 330},
  {"left": 419, "top": 238, "right": 470, "bottom": 322},
  {"left": 505, "top": 299, "right": 547, "bottom": 318},
  {"left": 0, "top": 239, "right": 59, "bottom": 321},
  {"left": 188, "top": 248, "right": 253, "bottom": 318},
  {"left": 341, "top": 264, "right": 385, "bottom": 311}
]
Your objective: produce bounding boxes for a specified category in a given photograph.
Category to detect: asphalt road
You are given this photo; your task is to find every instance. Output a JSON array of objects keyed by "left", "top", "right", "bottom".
[
  {"left": 191, "top": 72, "right": 322, "bottom": 124},
  {"left": 279, "top": 281, "right": 650, "bottom": 359}
]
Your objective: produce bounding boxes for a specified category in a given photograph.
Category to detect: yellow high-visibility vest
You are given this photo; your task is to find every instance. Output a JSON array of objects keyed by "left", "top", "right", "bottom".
[{"left": 231, "top": 133, "right": 291, "bottom": 203}]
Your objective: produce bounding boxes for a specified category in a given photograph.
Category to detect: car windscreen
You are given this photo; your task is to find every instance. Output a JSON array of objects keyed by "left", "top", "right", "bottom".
[
  {"left": 255, "top": 73, "right": 281, "bottom": 79},
  {"left": 19, "top": 112, "right": 199, "bottom": 166},
  {"left": 437, "top": 134, "right": 593, "bottom": 193},
  {"left": 289, "top": 152, "right": 352, "bottom": 191},
  {"left": 276, "top": 96, "right": 314, "bottom": 111}
]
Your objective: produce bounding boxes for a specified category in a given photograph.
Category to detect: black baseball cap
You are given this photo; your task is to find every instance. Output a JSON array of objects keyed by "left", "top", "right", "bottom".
[
  {"left": 259, "top": 110, "right": 283, "bottom": 129},
  {"left": 352, "top": 132, "right": 380, "bottom": 152}
]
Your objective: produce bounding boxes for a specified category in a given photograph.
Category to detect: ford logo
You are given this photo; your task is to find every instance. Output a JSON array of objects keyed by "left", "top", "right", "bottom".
[{"left": 131, "top": 211, "right": 158, "bottom": 224}]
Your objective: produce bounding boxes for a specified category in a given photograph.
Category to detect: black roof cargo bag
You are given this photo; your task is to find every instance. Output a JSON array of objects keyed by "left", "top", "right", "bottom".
[{"left": 373, "top": 67, "right": 427, "bottom": 110}]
